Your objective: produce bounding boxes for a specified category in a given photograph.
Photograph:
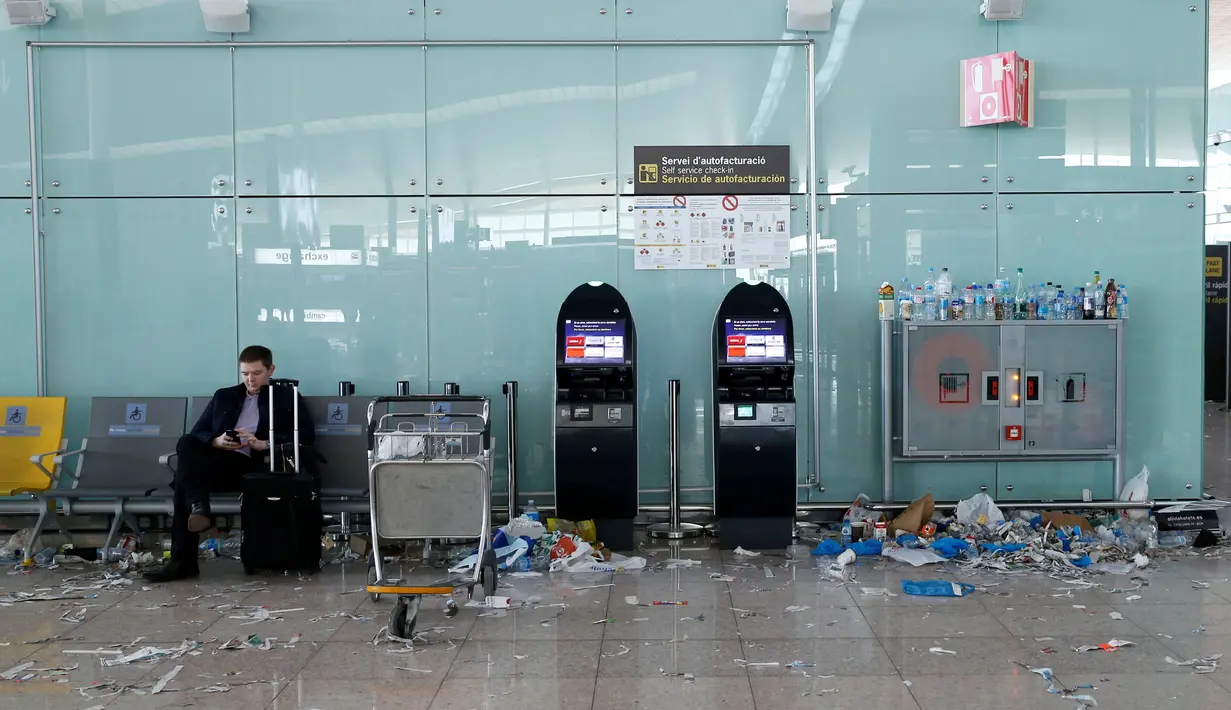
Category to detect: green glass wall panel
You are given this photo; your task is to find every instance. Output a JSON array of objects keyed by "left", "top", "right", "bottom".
[
  {"left": 997, "top": 461, "right": 1115, "bottom": 502},
  {"left": 616, "top": 196, "right": 812, "bottom": 507},
  {"left": 42, "top": 198, "right": 237, "bottom": 441},
  {"left": 818, "top": 195, "right": 998, "bottom": 502},
  {"left": 425, "top": 47, "right": 617, "bottom": 196},
  {"left": 238, "top": 0, "right": 424, "bottom": 41},
  {"left": 37, "top": 0, "right": 217, "bottom": 42},
  {"left": 38, "top": 48, "right": 233, "bottom": 197},
  {"left": 425, "top": 195, "right": 619, "bottom": 504},
  {"left": 234, "top": 47, "right": 426, "bottom": 197},
  {"left": 892, "top": 463, "right": 995, "bottom": 505},
  {"left": 235, "top": 197, "right": 428, "bottom": 397},
  {"left": 816, "top": 0, "right": 998, "bottom": 194},
  {"left": 0, "top": 202, "right": 35, "bottom": 395},
  {"left": 427, "top": 0, "right": 615, "bottom": 41},
  {"left": 997, "top": 0, "right": 1207, "bottom": 193},
  {"left": 614, "top": 0, "right": 791, "bottom": 41},
  {"left": 995, "top": 193, "right": 1204, "bottom": 499},
  {"left": 0, "top": 26, "right": 31, "bottom": 197},
  {"left": 616, "top": 45, "right": 809, "bottom": 194}
]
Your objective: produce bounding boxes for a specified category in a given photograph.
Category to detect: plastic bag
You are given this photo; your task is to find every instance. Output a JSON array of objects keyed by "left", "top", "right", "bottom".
[
  {"left": 882, "top": 546, "right": 947, "bottom": 567},
  {"left": 376, "top": 434, "right": 424, "bottom": 461},
  {"left": 901, "top": 579, "right": 976, "bottom": 597},
  {"left": 448, "top": 538, "right": 528, "bottom": 574},
  {"left": 956, "top": 492, "right": 1005, "bottom": 527},
  {"left": 1118, "top": 466, "right": 1150, "bottom": 521},
  {"left": 844, "top": 493, "right": 874, "bottom": 523},
  {"left": 929, "top": 538, "right": 970, "bottom": 559},
  {"left": 502, "top": 516, "right": 546, "bottom": 541}
]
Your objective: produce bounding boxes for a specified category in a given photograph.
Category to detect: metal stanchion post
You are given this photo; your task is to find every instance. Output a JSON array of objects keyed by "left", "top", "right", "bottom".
[
  {"left": 502, "top": 381, "right": 519, "bottom": 519},
  {"left": 650, "top": 380, "right": 702, "bottom": 539}
]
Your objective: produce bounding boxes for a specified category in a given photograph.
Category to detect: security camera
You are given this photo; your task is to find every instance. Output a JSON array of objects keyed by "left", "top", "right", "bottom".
[{"left": 4, "top": 0, "right": 56, "bottom": 26}]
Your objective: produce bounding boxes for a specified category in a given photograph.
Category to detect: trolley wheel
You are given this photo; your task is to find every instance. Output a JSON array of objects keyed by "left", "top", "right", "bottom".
[
  {"left": 390, "top": 595, "right": 419, "bottom": 639},
  {"left": 367, "top": 553, "right": 381, "bottom": 602},
  {"left": 480, "top": 547, "right": 498, "bottom": 599}
]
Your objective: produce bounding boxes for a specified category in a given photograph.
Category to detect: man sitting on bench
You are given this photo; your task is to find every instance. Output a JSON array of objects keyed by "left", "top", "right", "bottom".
[{"left": 144, "top": 345, "right": 314, "bottom": 583}]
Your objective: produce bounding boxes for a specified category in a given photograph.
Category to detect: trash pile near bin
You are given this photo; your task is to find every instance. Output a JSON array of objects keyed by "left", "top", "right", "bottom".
[
  {"left": 449, "top": 514, "right": 647, "bottom": 576},
  {"left": 811, "top": 467, "right": 1227, "bottom": 585}
]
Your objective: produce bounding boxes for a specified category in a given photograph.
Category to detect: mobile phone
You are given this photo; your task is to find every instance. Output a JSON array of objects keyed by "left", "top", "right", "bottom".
[{"left": 225, "top": 429, "right": 240, "bottom": 442}]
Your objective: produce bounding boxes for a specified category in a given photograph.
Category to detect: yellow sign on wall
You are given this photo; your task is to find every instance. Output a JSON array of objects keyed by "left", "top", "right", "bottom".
[{"left": 1208, "top": 256, "right": 1223, "bottom": 278}]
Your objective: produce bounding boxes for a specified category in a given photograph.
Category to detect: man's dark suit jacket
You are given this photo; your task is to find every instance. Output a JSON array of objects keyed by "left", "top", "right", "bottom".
[{"left": 189, "top": 383, "right": 316, "bottom": 449}]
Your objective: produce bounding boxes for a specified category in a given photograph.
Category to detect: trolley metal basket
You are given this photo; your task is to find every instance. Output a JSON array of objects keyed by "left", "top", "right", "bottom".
[{"left": 363, "top": 394, "right": 496, "bottom": 638}]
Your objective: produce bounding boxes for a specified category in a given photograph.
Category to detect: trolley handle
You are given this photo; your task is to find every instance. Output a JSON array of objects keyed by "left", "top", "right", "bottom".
[
  {"left": 366, "top": 415, "right": 491, "bottom": 451},
  {"left": 369, "top": 394, "right": 487, "bottom": 405}
]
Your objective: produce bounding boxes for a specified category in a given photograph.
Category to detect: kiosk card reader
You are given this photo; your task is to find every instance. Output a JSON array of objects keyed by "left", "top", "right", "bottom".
[
  {"left": 713, "top": 282, "right": 797, "bottom": 550},
  {"left": 554, "top": 282, "right": 637, "bottom": 550}
]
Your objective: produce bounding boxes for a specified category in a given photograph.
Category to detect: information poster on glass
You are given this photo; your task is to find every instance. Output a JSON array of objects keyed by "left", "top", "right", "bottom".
[
  {"left": 632, "top": 195, "right": 792, "bottom": 271},
  {"left": 563, "top": 319, "right": 627, "bottom": 365},
  {"left": 723, "top": 318, "right": 787, "bottom": 364}
]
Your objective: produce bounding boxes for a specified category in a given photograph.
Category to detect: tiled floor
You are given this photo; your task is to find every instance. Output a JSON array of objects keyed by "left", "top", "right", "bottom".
[
  {"left": 3, "top": 406, "right": 1231, "bottom": 708},
  {"left": 1, "top": 546, "right": 1230, "bottom": 709}
]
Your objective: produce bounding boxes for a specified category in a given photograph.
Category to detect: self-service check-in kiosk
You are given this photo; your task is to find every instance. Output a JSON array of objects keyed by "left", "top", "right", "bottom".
[
  {"left": 713, "top": 282, "right": 797, "bottom": 550},
  {"left": 554, "top": 282, "right": 637, "bottom": 550}
]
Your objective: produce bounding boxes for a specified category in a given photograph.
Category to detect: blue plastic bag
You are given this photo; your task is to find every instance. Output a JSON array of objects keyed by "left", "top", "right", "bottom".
[
  {"left": 930, "top": 537, "right": 970, "bottom": 559},
  {"left": 901, "top": 579, "right": 977, "bottom": 597},
  {"left": 978, "top": 542, "right": 1026, "bottom": 554},
  {"left": 848, "top": 539, "right": 883, "bottom": 556},
  {"left": 810, "top": 539, "right": 844, "bottom": 556},
  {"left": 896, "top": 534, "right": 920, "bottom": 547},
  {"left": 1071, "top": 554, "right": 1092, "bottom": 568}
]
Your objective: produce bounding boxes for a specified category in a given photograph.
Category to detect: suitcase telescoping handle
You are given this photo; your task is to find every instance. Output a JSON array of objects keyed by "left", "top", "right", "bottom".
[{"left": 267, "top": 379, "right": 300, "bottom": 474}]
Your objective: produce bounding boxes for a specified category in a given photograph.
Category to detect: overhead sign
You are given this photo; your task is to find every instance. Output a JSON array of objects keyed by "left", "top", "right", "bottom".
[{"left": 634, "top": 145, "right": 791, "bottom": 195}]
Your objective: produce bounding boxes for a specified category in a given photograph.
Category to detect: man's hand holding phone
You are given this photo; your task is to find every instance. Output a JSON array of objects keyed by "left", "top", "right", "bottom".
[
  {"left": 235, "top": 428, "right": 269, "bottom": 452},
  {"left": 213, "top": 430, "right": 243, "bottom": 450}
]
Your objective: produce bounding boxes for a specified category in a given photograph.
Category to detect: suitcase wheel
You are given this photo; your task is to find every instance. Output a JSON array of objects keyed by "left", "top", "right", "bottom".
[{"left": 390, "top": 595, "right": 419, "bottom": 639}]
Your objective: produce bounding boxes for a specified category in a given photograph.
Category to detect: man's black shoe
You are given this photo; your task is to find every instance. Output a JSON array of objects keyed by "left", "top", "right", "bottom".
[
  {"left": 142, "top": 561, "right": 200, "bottom": 583},
  {"left": 187, "top": 502, "right": 212, "bottom": 533}
]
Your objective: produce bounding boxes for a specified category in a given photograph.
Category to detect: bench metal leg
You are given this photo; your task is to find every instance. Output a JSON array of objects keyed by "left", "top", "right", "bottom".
[
  {"left": 102, "top": 500, "right": 125, "bottom": 553},
  {"left": 26, "top": 499, "right": 51, "bottom": 564},
  {"left": 46, "top": 502, "right": 73, "bottom": 546}
]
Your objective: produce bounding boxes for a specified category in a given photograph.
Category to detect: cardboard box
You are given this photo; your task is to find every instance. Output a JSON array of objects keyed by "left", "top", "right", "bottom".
[{"left": 960, "top": 51, "right": 1034, "bottom": 128}]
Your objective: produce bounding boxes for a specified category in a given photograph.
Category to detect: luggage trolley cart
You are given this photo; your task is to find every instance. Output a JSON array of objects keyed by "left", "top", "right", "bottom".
[{"left": 363, "top": 395, "right": 498, "bottom": 638}]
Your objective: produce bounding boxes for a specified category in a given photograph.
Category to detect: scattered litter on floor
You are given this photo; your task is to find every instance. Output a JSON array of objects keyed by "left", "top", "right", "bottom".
[
  {"left": 150, "top": 664, "right": 183, "bottom": 694},
  {"left": 102, "top": 640, "right": 199, "bottom": 667},
  {"left": 652, "top": 600, "right": 688, "bottom": 606},
  {"left": 733, "top": 659, "right": 778, "bottom": 668},
  {"left": 572, "top": 583, "right": 614, "bottom": 591},
  {"left": 1108, "top": 612, "right": 1124, "bottom": 620},
  {"left": 665, "top": 559, "right": 701, "bottom": 569},
  {"left": 860, "top": 587, "right": 896, "bottom": 597},
  {"left": 602, "top": 644, "right": 631, "bottom": 658},
  {"left": 784, "top": 605, "right": 809, "bottom": 613},
  {"left": 1164, "top": 653, "right": 1222, "bottom": 673},
  {"left": 733, "top": 547, "right": 760, "bottom": 557},
  {"left": 929, "top": 647, "right": 957, "bottom": 655},
  {"left": 785, "top": 660, "right": 815, "bottom": 669},
  {"left": 1024, "top": 665, "right": 1098, "bottom": 707},
  {"left": 902, "top": 580, "right": 976, "bottom": 597},
  {"left": 708, "top": 573, "right": 735, "bottom": 582},
  {"left": 393, "top": 666, "right": 432, "bottom": 673},
  {"left": 1125, "top": 595, "right": 1142, "bottom": 602},
  {"left": 1072, "top": 639, "right": 1133, "bottom": 653}
]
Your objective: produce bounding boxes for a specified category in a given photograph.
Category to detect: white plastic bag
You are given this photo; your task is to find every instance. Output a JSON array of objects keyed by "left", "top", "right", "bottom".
[
  {"left": 549, "top": 541, "right": 647, "bottom": 573},
  {"left": 376, "top": 434, "right": 424, "bottom": 461},
  {"left": 449, "top": 538, "right": 528, "bottom": 574},
  {"left": 882, "top": 545, "right": 947, "bottom": 567},
  {"left": 1118, "top": 466, "right": 1150, "bottom": 520},
  {"left": 501, "top": 516, "right": 546, "bottom": 541},
  {"left": 956, "top": 492, "right": 1005, "bottom": 527},
  {"left": 844, "top": 493, "right": 874, "bottom": 523}
]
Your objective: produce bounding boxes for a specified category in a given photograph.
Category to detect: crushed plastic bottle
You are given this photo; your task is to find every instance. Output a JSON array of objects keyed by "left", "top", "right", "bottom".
[
  {"left": 97, "top": 547, "right": 131, "bottom": 562},
  {"left": 1157, "top": 531, "right": 1190, "bottom": 549},
  {"left": 523, "top": 500, "right": 540, "bottom": 523},
  {"left": 199, "top": 536, "right": 242, "bottom": 557},
  {"left": 32, "top": 547, "right": 57, "bottom": 566}
]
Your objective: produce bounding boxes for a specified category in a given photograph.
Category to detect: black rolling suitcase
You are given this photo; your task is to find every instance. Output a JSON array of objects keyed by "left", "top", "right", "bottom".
[{"left": 240, "top": 379, "right": 322, "bottom": 575}]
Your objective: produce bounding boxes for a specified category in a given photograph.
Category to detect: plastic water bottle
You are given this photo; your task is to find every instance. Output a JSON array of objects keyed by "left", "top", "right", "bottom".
[
  {"left": 1054, "top": 286, "right": 1065, "bottom": 320},
  {"left": 524, "top": 500, "right": 540, "bottom": 523},
  {"left": 974, "top": 286, "right": 986, "bottom": 321},
  {"left": 1118, "top": 285, "right": 1129, "bottom": 319},
  {"left": 923, "top": 267, "right": 937, "bottom": 294},
  {"left": 33, "top": 547, "right": 57, "bottom": 566},
  {"left": 199, "top": 537, "right": 241, "bottom": 557},
  {"left": 898, "top": 277, "right": 911, "bottom": 321},
  {"left": 1013, "top": 268, "right": 1028, "bottom": 320},
  {"left": 840, "top": 520, "right": 852, "bottom": 546},
  {"left": 936, "top": 267, "right": 953, "bottom": 300},
  {"left": 962, "top": 286, "right": 974, "bottom": 321},
  {"left": 923, "top": 285, "right": 938, "bottom": 321},
  {"left": 97, "top": 547, "right": 131, "bottom": 562},
  {"left": 1037, "top": 285, "right": 1050, "bottom": 320},
  {"left": 1157, "top": 531, "right": 1189, "bottom": 548}
]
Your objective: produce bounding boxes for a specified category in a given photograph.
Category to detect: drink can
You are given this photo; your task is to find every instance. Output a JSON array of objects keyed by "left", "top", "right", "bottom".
[{"left": 920, "top": 522, "right": 937, "bottom": 537}]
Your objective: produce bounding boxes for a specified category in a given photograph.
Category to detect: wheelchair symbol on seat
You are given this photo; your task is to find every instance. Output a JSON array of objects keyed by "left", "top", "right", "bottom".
[
  {"left": 7, "top": 408, "right": 23, "bottom": 424},
  {"left": 331, "top": 407, "right": 345, "bottom": 422},
  {"left": 129, "top": 407, "right": 143, "bottom": 421}
]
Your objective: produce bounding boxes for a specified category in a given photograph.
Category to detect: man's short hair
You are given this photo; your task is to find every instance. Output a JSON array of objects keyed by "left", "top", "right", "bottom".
[{"left": 238, "top": 345, "right": 273, "bottom": 368}]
